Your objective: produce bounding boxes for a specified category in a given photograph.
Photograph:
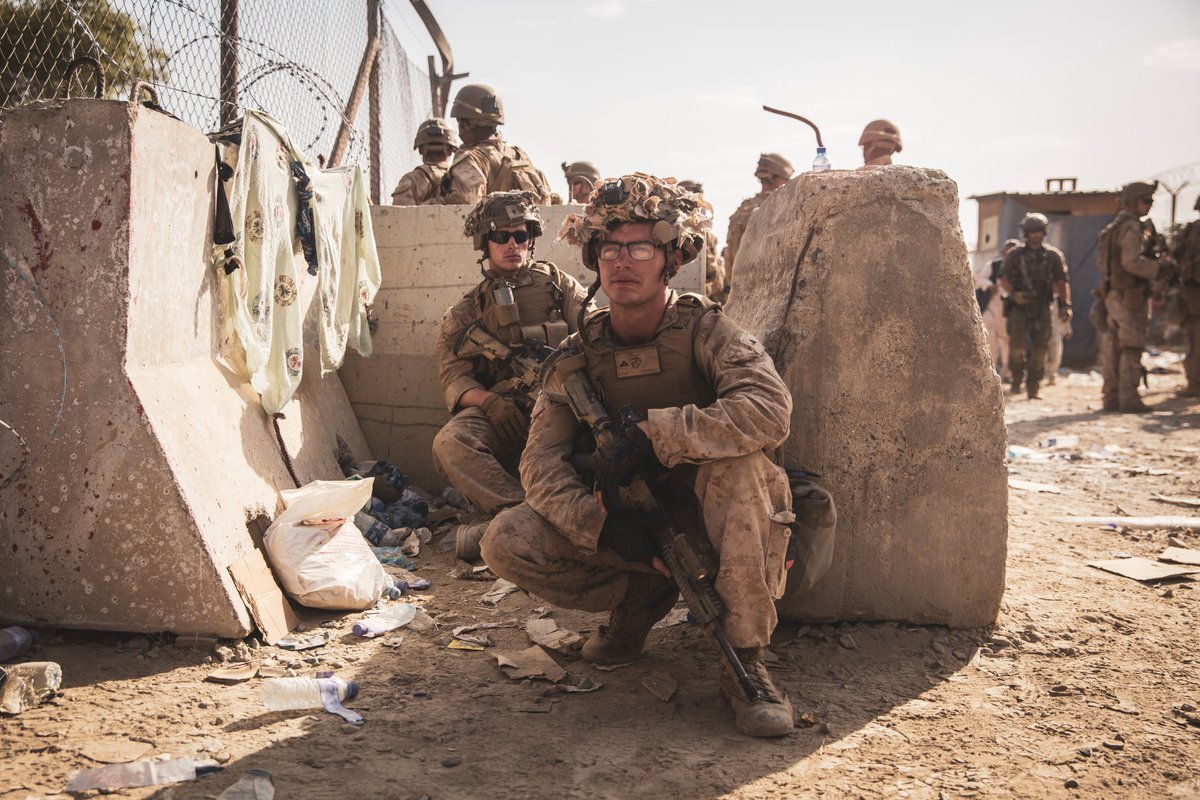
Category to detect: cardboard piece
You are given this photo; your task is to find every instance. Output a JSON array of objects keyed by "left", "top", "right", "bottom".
[
  {"left": 205, "top": 662, "right": 259, "bottom": 683},
  {"left": 652, "top": 608, "right": 690, "bottom": 629},
  {"left": 227, "top": 549, "right": 298, "bottom": 645},
  {"left": 1159, "top": 547, "right": 1200, "bottom": 566},
  {"left": 524, "top": 618, "right": 582, "bottom": 653},
  {"left": 1088, "top": 557, "right": 1200, "bottom": 582},
  {"left": 493, "top": 645, "right": 566, "bottom": 682},
  {"left": 641, "top": 675, "right": 678, "bottom": 702},
  {"left": 481, "top": 578, "right": 520, "bottom": 606},
  {"left": 1151, "top": 493, "right": 1200, "bottom": 509}
]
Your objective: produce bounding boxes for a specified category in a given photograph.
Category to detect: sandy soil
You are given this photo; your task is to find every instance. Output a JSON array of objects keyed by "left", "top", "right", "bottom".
[{"left": 3, "top": 364, "right": 1199, "bottom": 800}]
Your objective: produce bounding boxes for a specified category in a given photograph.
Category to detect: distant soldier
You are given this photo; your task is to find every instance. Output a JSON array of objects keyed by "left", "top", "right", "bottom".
[
  {"left": 437, "top": 84, "right": 554, "bottom": 205},
  {"left": 1096, "top": 181, "right": 1174, "bottom": 412},
  {"left": 977, "top": 238, "right": 1021, "bottom": 380},
  {"left": 1170, "top": 194, "right": 1200, "bottom": 397},
  {"left": 679, "top": 179, "right": 726, "bottom": 302},
  {"left": 999, "top": 213, "right": 1071, "bottom": 399},
  {"left": 859, "top": 119, "right": 903, "bottom": 167},
  {"left": 563, "top": 161, "right": 600, "bottom": 204},
  {"left": 723, "top": 153, "right": 793, "bottom": 296},
  {"left": 390, "top": 118, "right": 458, "bottom": 206}
]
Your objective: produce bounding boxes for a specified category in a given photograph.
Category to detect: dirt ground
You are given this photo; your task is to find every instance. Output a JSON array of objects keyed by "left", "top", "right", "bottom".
[{"left": 3, "top": 361, "right": 1200, "bottom": 800}]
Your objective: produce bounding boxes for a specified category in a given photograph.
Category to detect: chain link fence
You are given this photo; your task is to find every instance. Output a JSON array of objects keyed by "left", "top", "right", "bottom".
[{"left": 0, "top": 0, "right": 432, "bottom": 201}]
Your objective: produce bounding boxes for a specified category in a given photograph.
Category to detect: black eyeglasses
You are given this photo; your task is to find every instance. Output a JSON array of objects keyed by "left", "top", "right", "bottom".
[
  {"left": 487, "top": 230, "right": 530, "bottom": 245},
  {"left": 597, "top": 240, "right": 659, "bottom": 261}
]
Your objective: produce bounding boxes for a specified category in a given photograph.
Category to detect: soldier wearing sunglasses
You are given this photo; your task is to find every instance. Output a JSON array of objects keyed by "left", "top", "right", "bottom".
[{"left": 432, "top": 192, "right": 592, "bottom": 552}]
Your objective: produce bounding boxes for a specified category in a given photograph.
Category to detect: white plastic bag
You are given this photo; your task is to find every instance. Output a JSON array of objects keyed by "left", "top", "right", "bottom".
[{"left": 264, "top": 479, "right": 385, "bottom": 610}]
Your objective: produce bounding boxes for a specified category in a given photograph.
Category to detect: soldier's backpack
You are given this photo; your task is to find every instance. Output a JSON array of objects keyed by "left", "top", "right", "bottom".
[{"left": 490, "top": 144, "right": 551, "bottom": 201}]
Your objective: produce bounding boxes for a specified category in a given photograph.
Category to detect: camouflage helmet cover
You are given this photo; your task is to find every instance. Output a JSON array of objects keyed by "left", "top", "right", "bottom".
[
  {"left": 562, "top": 161, "right": 601, "bottom": 182},
  {"left": 450, "top": 83, "right": 505, "bottom": 125},
  {"left": 413, "top": 117, "right": 460, "bottom": 150},
  {"left": 754, "top": 153, "right": 794, "bottom": 181},
  {"left": 463, "top": 190, "right": 544, "bottom": 251},
  {"left": 1020, "top": 212, "right": 1049, "bottom": 233},
  {"left": 559, "top": 173, "right": 713, "bottom": 272},
  {"left": 1119, "top": 180, "right": 1158, "bottom": 204},
  {"left": 858, "top": 119, "right": 903, "bottom": 152}
]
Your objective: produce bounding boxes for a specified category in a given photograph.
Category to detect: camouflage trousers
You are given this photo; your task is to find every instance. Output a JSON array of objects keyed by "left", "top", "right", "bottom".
[
  {"left": 1184, "top": 288, "right": 1200, "bottom": 390},
  {"left": 1100, "top": 289, "right": 1148, "bottom": 408},
  {"left": 431, "top": 407, "right": 524, "bottom": 515},
  {"left": 1005, "top": 304, "right": 1051, "bottom": 391},
  {"left": 481, "top": 452, "right": 793, "bottom": 649}
]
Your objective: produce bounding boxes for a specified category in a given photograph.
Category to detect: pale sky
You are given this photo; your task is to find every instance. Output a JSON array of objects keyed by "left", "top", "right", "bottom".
[{"left": 388, "top": 0, "right": 1200, "bottom": 251}]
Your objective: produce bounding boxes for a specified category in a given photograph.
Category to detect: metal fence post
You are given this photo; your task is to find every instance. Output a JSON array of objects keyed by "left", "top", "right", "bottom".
[{"left": 219, "top": 0, "right": 239, "bottom": 125}]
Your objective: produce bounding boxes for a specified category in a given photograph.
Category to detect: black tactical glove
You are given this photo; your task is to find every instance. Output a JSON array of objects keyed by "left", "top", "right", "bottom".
[
  {"left": 594, "top": 424, "right": 661, "bottom": 510},
  {"left": 598, "top": 508, "right": 661, "bottom": 566},
  {"left": 481, "top": 393, "right": 529, "bottom": 450}
]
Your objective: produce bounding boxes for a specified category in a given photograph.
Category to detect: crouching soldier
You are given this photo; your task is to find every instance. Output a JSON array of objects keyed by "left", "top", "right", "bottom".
[
  {"left": 481, "top": 175, "right": 797, "bottom": 737},
  {"left": 432, "top": 191, "right": 591, "bottom": 530}
]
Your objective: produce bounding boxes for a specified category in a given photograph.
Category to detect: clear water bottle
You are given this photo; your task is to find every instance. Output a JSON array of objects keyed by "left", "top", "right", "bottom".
[
  {"left": 811, "top": 147, "right": 832, "bottom": 172},
  {"left": 263, "top": 675, "right": 358, "bottom": 710},
  {"left": 352, "top": 603, "right": 417, "bottom": 637},
  {"left": 0, "top": 626, "right": 36, "bottom": 663}
]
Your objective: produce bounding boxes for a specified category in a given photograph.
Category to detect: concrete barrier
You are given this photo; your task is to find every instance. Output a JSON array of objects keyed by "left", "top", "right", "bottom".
[
  {"left": 726, "top": 166, "right": 1008, "bottom": 628},
  {"left": 0, "top": 100, "right": 370, "bottom": 636}
]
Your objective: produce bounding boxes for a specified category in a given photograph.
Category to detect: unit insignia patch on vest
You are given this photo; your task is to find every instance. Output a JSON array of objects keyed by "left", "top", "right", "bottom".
[{"left": 614, "top": 345, "right": 661, "bottom": 378}]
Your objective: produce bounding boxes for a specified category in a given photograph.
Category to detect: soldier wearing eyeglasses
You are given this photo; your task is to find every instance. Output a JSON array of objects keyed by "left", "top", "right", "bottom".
[
  {"left": 432, "top": 192, "right": 592, "bottom": 535},
  {"left": 480, "top": 175, "right": 798, "bottom": 738}
]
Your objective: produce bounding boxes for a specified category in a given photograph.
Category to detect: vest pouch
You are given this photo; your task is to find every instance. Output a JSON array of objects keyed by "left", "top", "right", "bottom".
[
  {"left": 520, "top": 319, "right": 569, "bottom": 347},
  {"left": 784, "top": 470, "right": 836, "bottom": 592}
]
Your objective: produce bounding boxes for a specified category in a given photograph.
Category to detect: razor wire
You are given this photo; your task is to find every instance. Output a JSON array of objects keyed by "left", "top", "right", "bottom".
[{"left": 0, "top": 0, "right": 433, "bottom": 199}]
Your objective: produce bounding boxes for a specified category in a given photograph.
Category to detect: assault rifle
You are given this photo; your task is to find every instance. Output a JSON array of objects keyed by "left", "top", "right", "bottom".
[
  {"left": 546, "top": 352, "right": 765, "bottom": 703},
  {"left": 454, "top": 322, "right": 556, "bottom": 408}
]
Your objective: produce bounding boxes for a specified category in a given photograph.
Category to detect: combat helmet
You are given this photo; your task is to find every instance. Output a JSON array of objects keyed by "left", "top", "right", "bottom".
[
  {"left": 1020, "top": 212, "right": 1049, "bottom": 234},
  {"left": 1119, "top": 180, "right": 1157, "bottom": 205},
  {"left": 413, "top": 118, "right": 460, "bottom": 150},
  {"left": 562, "top": 161, "right": 601, "bottom": 183},
  {"left": 559, "top": 173, "right": 712, "bottom": 274},
  {"left": 754, "top": 153, "right": 794, "bottom": 181},
  {"left": 450, "top": 83, "right": 504, "bottom": 125},
  {"left": 463, "top": 190, "right": 544, "bottom": 252},
  {"left": 858, "top": 119, "right": 904, "bottom": 152}
]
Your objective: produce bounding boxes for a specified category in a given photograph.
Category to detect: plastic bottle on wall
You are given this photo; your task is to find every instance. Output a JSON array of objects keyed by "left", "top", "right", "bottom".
[
  {"left": 811, "top": 147, "right": 832, "bottom": 172},
  {"left": 263, "top": 676, "right": 358, "bottom": 711},
  {"left": 0, "top": 626, "right": 36, "bottom": 663}
]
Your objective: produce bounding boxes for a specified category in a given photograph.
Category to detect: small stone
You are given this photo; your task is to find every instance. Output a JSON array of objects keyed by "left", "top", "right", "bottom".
[
  {"left": 213, "top": 716, "right": 225, "bottom": 726},
  {"left": 214, "top": 751, "right": 232, "bottom": 764},
  {"left": 1065, "top": 779, "right": 1079, "bottom": 789},
  {"left": 342, "top": 724, "right": 360, "bottom": 734},
  {"left": 233, "top": 644, "right": 253, "bottom": 662},
  {"left": 838, "top": 634, "right": 857, "bottom": 649},
  {"left": 326, "top": 659, "right": 346, "bottom": 669},
  {"left": 442, "top": 755, "right": 462, "bottom": 768},
  {"left": 817, "top": 722, "right": 830, "bottom": 734},
  {"left": 521, "top": 678, "right": 533, "bottom": 687},
  {"left": 304, "top": 656, "right": 321, "bottom": 666},
  {"left": 247, "top": 638, "right": 261, "bottom": 650},
  {"left": 413, "top": 690, "right": 432, "bottom": 699},
  {"left": 1102, "top": 740, "right": 1124, "bottom": 751},
  {"left": 1077, "top": 747, "right": 1093, "bottom": 757},
  {"left": 198, "top": 701, "right": 210, "bottom": 710},
  {"left": 214, "top": 646, "right": 233, "bottom": 663}
]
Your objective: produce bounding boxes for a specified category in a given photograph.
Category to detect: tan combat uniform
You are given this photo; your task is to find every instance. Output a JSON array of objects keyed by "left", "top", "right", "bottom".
[
  {"left": 998, "top": 244, "right": 1068, "bottom": 394},
  {"left": 1173, "top": 219, "right": 1200, "bottom": 393},
  {"left": 432, "top": 261, "right": 591, "bottom": 514},
  {"left": 481, "top": 292, "right": 795, "bottom": 649},
  {"left": 701, "top": 229, "right": 726, "bottom": 302},
  {"left": 437, "top": 136, "right": 553, "bottom": 206},
  {"left": 390, "top": 163, "right": 447, "bottom": 206},
  {"left": 862, "top": 154, "right": 894, "bottom": 167},
  {"left": 724, "top": 192, "right": 771, "bottom": 294},
  {"left": 1098, "top": 212, "right": 1162, "bottom": 409}
]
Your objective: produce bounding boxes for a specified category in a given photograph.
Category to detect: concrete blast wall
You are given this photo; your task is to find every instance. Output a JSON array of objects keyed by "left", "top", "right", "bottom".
[
  {"left": 727, "top": 166, "right": 1008, "bottom": 628},
  {"left": 0, "top": 100, "right": 369, "bottom": 636},
  {"left": 341, "top": 205, "right": 705, "bottom": 492}
]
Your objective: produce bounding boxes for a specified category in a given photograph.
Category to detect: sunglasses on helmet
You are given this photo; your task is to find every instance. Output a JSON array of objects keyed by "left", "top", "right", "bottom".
[{"left": 487, "top": 230, "right": 530, "bottom": 245}]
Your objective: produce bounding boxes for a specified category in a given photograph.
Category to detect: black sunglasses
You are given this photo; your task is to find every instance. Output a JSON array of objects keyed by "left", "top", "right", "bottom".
[{"left": 487, "top": 230, "right": 530, "bottom": 245}]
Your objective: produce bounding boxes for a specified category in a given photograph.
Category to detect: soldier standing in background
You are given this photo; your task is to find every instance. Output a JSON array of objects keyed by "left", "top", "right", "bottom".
[
  {"left": 977, "top": 238, "right": 1021, "bottom": 380},
  {"left": 999, "top": 213, "right": 1071, "bottom": 400},
  {"left": 390, "top": 118, "right": 458, "bottom": 206},
  {"left": 858, "top": 119, "right": 903, "bottom": 167},
  {"left": 1096, "top": 181, "right": 1174, "bottom": 413},
  {"left": 1170, "top": 195, "right": 1200, "bottom": 398},
  {"left": 679, "top": 179, "right": 726, "bottom": 303},
  {"left": 437, "top": 84, "right": 554, "bottom": 205},
  {"left": 723, "top": 153, "right": 793, "bottom": 297},
  {"left": 563, "top": 161, "right": 601, "bottom": 204}
]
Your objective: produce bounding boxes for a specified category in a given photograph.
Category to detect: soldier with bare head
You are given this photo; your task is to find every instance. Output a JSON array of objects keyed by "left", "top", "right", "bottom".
[
  {"left": 1096, "top": 181, "right": 1174, "bottom": 412},
  {"left": 859, "top": 119, "right": 903, "bottom": 167},
  {"left": 563, "top": 161, "right": 600, "bottom": 204},
  {"left": 723, "top": 153, "right": 793, "bottom": 297},
  {"left": 390, "top": 118, "right": 458, "bottom": 206},
  {"left": 431, "top": 191, "right": 591, "bottom": 557},
  {"left": 482, "top": 174, "right": 798, "bottom": 738},
  {"left": 437, "top": 84, "right": 554, "bottom": 205}
]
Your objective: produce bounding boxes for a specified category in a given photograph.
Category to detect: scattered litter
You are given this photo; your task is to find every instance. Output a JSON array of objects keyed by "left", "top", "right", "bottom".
[
  {"left": 276, "top": 630, "right": 332, "bottom": 651},
  {"left": 1160, "top": 547, "right": 1200, "bottom": 566},
  {"left": 652, "top": 608, "right": 690, "bottom": 629},
  {"left": 217, "top": 768, "right": 275, "bottom": 800},
  {"left": 1055, "top": 516, "right": 1200, "bottom": 530},
  {"left": 80, "top": 738, "right": 154, "bottom": 764},
  {"left": 544, "top": 676, "right": 602, "bottom": 695},
  {"left": 383, "top": 574, "right": 430, "bottom": 600},
  {"left": 1006, "top": 445, "right": 1050, "bottom": 462},
  {"left": 524, "top": 618, "right": 582, "bottom": 653},
  {"left": 641, "top": 674, "right": 678, "bottom": 702},
  {"left": 1125, "top": 466, "right": 1172, "bottom": 476},
  {"left": 594, "top": 660, "right": 634, "bottom": 672},
  {"left": 381, "top": 636, "right": 405, "bottom": 649},
  {"left": 370, "top": 547, "right": 414, "bottom": 568},
  {"left": 0, "top": 626, "right": 37, "bottom": 663},
  {"left": 353, "top": 604, "right": 418, "bottom": 638},
  {"left": 1009, "top": 478, "right": 1062, "bottom": 494},
  {"left": 448, "top": 639, "right": 487, "bottom": 651},
  {"left": 453, "top": 620, "right": 520, "bottom": 636},
  {"left": 404, "top": 608, "right": 440, "bottom": 632},
  {"left": 262, "top": 675, "right": 362, "bottom": 724},
  {"left": 1088, "top": 557, "right": 1200, "bottom": 583},
  {"left": 1039, "top": 435, "right": 1078, "bottom": 449},
  {"left": 450, "top": 561, "right": 495, "bottom": 581},
  {"left": 481, "top": 578, "right": 521, "bottom": 606},
  {"left": 66, "top": 758, "right": 222, "bottom": 792},
  {"left": 1, "top": 661, "right": 62, "bottom": 714},
  {"left": 206, "top": 663, "right": 259, "bottom": 684},
  {"left": 494, "top": 645, "right": 566, "bottom": 682},
  {"left": 1151, "top": 493, "right": 1200, "bottom": 509}
]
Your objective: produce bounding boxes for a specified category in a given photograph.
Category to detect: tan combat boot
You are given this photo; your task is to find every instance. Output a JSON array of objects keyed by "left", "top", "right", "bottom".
[
  {"left": 581, "top": 573, "right": 679, "bottom": 666},
  {"left": 721, "top": 647, "right": 795, "bottom": 738}
]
